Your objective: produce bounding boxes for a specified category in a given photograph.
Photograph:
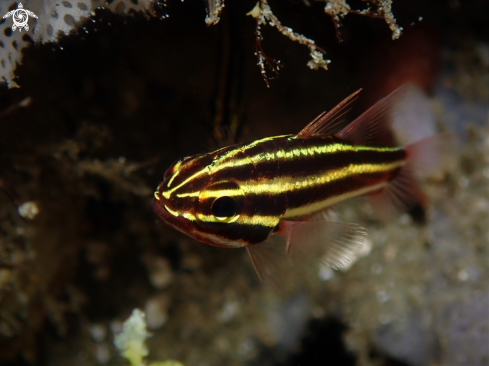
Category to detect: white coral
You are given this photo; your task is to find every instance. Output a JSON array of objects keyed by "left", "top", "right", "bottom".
[
  {"left": 324, "top": 0, "right": 350, "bottom": 22},
  {"left": 0, "top": 0, "right": 403, "bottom": 88},
  {"left": 205, "top": 0, "right": 224, "bottom": 26},
  {"left": 0, "top": 0, "right": 154, "bottom": 87},
  {"left": 324, "top": 0, "right": 402, "bottom": 41},
  {"left": 114, "top": 309, "right": 151, "bottom": 366},
  {"left": 307, "top": 49, "right": 331, "bottom": 70}
]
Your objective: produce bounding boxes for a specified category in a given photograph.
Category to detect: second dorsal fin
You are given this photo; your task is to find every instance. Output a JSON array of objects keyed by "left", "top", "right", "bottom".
[
  {"left": 297, "top": 89, "right": 362, "bottom": 139},
  {"left": 336, "top": 86, "right": 407, "bottom": 147}
]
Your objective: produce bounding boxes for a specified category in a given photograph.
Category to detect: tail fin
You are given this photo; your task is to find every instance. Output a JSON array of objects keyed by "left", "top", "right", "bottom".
[
  {"left": 334, "top": 85, "right": 456, "bottom": 222},
  {"left": 368, "top": 132, "right": 456, "bottom": 222}
]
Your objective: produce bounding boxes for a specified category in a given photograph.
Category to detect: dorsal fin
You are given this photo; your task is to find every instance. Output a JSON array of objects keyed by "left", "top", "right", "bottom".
[
  {"left": 297, "top": 89, "right": 362, "bottom": 139},
  {"left": 336, "top": 85, "right": 407, "bottom": 147}
]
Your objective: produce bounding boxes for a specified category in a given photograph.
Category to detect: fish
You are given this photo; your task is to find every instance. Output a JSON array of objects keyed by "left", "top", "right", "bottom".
[{"left": 153, "top": 86, "right": 452, "bottom": 286}]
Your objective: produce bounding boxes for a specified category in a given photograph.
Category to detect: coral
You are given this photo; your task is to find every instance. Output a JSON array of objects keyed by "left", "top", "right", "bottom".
[
  {"left": 325, "top": 0, "right": 402, "bottom": 41},
  {"left": 114, "top": 309, "right": 184, "bottom": 366},
  {"left": 0, "top": 0, "right": 156, "bottom": 87},
  {"left": 2, "top": 1, "right": 486, "bottom": 365},
  {"left": 247, "top": 0, "right": 330, "bottom": 87},
  {"left": 246, "top": 0, "right": 402, "bottom": 86},
  {"left": 0, "top": 0, "right": 402, "bottom": 88},
  {"left": 205, "top": 0, "right": 224, "bottom": 26}
]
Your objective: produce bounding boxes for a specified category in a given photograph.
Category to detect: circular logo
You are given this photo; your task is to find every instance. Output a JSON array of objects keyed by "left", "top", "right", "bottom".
[
  {"left": 12, "top": 8, "right": 29, "bottom": 29},
  {"left": 2, "top": 3, "right": 38, "bottom": 32}
]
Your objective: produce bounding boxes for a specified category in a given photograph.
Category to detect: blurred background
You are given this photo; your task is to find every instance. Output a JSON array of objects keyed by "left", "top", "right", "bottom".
[{"left": 0, "top": 0, "right": 488, "bottom": 365}]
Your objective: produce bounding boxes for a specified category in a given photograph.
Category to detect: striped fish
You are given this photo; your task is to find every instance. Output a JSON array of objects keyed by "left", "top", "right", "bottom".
[{"left": 153, "top": 86, "right": 450, "bottom": 285}]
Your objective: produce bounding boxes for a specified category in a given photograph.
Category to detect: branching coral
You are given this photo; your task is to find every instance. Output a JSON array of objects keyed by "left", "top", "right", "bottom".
[
  {"left": 205, "top": 0, "right": 225, "bottom": 26},
  {"left": 245, "top": 0, "right": 402, "bottom": 86},
  {"left": 0, "top": 0, "right": 402, "bottom": 88},
  {"left": 247, "top": 0, "right": 330, "bottom": 87},
  {"left": 325, "top": 0, "right": 403, "bottom": 42}
]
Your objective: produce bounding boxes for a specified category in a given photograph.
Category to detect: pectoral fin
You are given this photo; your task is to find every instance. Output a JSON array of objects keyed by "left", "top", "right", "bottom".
[
  {"left": 246, "top": 235, "right": 293, "bottom": 289},
  {"left": 246, "top": 220, "right": 367, "bottom": 288},
  {"left": 278, "top": 220, "right": 367, "bottom": 269}
]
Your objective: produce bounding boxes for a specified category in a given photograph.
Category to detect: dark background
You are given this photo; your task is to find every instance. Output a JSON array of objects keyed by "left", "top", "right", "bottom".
[{"left": 0, "top": 0, "right": 488, "bottom": 365}]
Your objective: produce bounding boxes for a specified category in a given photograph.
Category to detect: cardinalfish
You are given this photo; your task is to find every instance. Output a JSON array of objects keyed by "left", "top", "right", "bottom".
[{"left": 153, "top": 86, "right": 450, "bottom": 285}]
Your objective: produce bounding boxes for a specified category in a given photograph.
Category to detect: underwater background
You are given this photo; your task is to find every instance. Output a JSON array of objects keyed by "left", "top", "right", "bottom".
[{"left": 0, "top": 0, "right": 488, "bottom": 365}]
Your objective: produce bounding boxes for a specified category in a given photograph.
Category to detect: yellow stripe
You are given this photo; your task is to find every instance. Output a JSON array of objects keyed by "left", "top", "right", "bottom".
[
  {"left": 242, "top": 161, "right": 403, "bottom": 195},
  {"left": 162, "top": 167, "right": 208, "bottom": 199},
  {"left": 162, "top": 137, "right": 402, "bottom": 199},
  {"left": 177, "top": 161, "right": 404, "bottom": 199},
  {"left": 164, "top": 205, "right": 180, "bottom": 217},
  {"left": 197, "top": 212, "right": 240, "bottom": 224},
  {"left": 211, "top": 140, "right": 402, "bottom": 173},
  {"left": 165, "top": 209, "right": 278, "bottom": 228},
  {"left": 194, "top": 231, "right": 247, "bottom": 248},
  {"left": 210, "top": 135, "right": 289, "bottom": 167},
  {"left": 196, "top": 213, "right": 279, "bottom": 227},
  {"left": 177, "top": 189, "right": 239, "bottom": 199},
  {"left": 176, "top": 191, "right": 200, "bottom": 198},
  {"left": 211, "top": 140, "right": 348, "bottom": 173},
  {"left": 166, "top": 154, "right": 206, "bottom": 189},
  {"left": 182, "top": 211, "right": 197, "bottom": 221},
  {"left": 284, "top": 182, "right": 386, "bottom": 219},
  {"left": 166, "top": 169, "right": 181, "bottom": 189},
  {"left": 163, "top": 136, "right": 289, "bottom": 197}
]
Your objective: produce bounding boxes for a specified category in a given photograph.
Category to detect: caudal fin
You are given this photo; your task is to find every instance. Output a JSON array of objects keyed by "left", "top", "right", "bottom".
[
  {"left": 333, "top": 85, "right": 456, "bottom": 222},
  {"left": 367, "top": 132, "right": 456, "bottom": 222}
]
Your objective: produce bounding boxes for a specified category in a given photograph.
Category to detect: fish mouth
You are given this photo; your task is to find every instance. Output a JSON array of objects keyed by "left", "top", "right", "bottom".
[
  {"left": 153, "top": 192, "right": 200, "bottom": 242},
  {"left": 153, "top": 190, "right": 193, "bottom": 226},
  {"left": 153, "top": 190, "right": 175, "bottom": 220}
]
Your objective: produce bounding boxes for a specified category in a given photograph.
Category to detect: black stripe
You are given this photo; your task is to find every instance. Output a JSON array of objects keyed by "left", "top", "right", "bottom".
[
  {"left": 199, "top": 193, "right": 288, "bottom": 218},
  {"left": 285, "top": 170, "right": 398, "bottom": 211},
  {"left": 196, "top": 221, "right": 275, "bottom": 245}
]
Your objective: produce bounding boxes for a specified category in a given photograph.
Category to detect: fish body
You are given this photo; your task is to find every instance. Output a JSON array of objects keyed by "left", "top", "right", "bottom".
[
  {"left": 154, "top": 86, "right": 450, "bottom": 284},
  {"left": 155, "top": 135, "right": 404, "bottom": 244}
]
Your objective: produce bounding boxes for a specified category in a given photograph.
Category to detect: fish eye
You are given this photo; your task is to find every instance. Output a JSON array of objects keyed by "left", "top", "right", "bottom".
[
  {"left": 198, "top": 181, "right": 243, "bottom": 224},
  {"left": 212, "top": 196, "right": 236, "bottom": 219}
]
